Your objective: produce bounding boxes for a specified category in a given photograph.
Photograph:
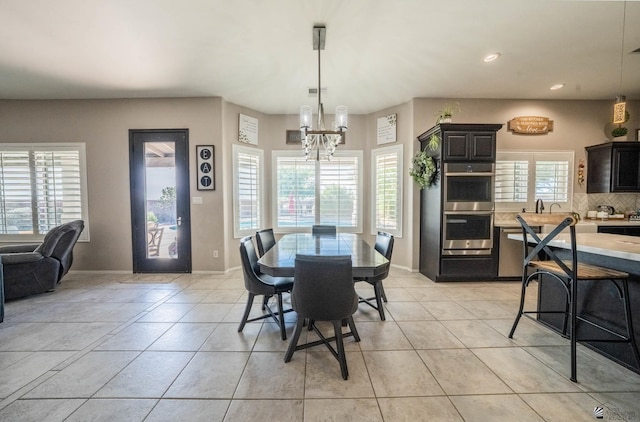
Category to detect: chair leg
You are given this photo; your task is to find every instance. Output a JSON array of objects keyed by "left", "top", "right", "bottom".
[
  {"left": 332, "top": 320, "right": 349, "bottom": 380},
  {"left": 380, "top": 283, "right": 388, "bottom": 303},
  {"left": 508, "top": 275, "right": 528, "bottom": 338},
  {"left": 373, "top": 281, "right": 386, "bottom": 321},
  {"left": 347, "top": 316, "right": 360, "bottom": 342},
  {"left": 238, "top": 292, "right": 256, "bottom": 333},
  {"left": 284, "top": 315, "right": 305, "bottom": 363},
  {"left": 277, "top": 292, "right": 287, "bottom": 340},
  {"left": 262, "top": 295, "right": 270, "bottom": 310},
  {"left": 570, "top": 278, "right": 578, "bottom": 383}
]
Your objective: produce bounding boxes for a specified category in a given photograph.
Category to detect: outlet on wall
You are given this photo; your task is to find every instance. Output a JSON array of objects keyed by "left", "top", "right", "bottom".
[{"left": 213, "top": 250, "right": 219, "bottom": 258}]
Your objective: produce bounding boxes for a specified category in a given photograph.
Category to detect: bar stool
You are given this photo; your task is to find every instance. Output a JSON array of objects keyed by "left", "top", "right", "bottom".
[{"left": 508, "top": 213, "right": 640, "bottom": 382}]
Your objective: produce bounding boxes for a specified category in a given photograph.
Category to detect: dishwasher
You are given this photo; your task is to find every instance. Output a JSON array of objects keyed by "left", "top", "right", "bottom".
[{"left": 498, "top": 227, "right": 524, "bottom": 278}]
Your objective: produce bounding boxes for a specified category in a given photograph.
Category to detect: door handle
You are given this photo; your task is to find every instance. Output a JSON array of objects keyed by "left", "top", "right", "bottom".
[{"left": 177, "top": 217, "right": 182, "bottom": 226}]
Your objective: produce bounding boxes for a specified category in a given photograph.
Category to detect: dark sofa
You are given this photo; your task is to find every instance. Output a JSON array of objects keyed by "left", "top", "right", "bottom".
[{"left": 0, "top": 220, "right": 84, "bottom": 301}]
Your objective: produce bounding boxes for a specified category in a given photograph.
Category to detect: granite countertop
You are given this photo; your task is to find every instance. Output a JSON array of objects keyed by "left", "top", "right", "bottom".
[
  {"left": 507, "top": 232, "right": 640, "bottom": 262},
  {"left": 495, "top": 217, "right": 640, "bottom": 228}
]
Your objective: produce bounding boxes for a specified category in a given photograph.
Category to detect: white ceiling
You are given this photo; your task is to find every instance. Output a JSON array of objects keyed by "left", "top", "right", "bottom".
[{"left": 0, "top": 0, "right": 638, "bottom": 115}]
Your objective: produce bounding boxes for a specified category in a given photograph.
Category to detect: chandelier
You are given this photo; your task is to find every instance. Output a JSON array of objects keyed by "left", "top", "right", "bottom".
[{"left": 300, "top": 25, "right": 348, "bottom": 161}]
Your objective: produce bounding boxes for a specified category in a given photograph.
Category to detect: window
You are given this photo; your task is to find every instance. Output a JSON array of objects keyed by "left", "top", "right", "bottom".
[
  {"left": 273, "top": 150, "right": 362, "bottom": 232},
  {"left": 495, "top": 151, "right": 574, "bottom": 212},
  {"left": 371, "top": 144, "right": 403, "bottom": 236},
  {"left": 0, "top": 143, "right": 89, "bottom": 241},
  {"left": 233, "top": 144, "right": 263, "bottom": 238}
]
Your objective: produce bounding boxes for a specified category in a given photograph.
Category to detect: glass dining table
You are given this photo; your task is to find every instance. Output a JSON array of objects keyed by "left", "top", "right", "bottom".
[{"left": 258, "top": 233, "right": 389, "bottom": 278}]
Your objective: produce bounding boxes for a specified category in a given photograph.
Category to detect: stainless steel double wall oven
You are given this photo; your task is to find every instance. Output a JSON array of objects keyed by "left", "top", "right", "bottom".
[{"left": 442, "top": 162, "right": 495, "bottom": 255}]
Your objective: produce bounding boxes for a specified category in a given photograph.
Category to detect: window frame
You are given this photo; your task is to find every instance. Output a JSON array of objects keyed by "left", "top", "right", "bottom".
[
  {"left": 0, "top": 142, "right": 89, "bottom": 242},
  {"left": 495, "top": 150, "right": 574, "bottom": 213},
  {"left": 232, "top": 144, "right": 264, "bottom": 238},
  {"left": 272, "top": 149, "right": 363, "bottom": 234},
  {"left": 371, "top": 144, "right": 403, "bottom": 237}
]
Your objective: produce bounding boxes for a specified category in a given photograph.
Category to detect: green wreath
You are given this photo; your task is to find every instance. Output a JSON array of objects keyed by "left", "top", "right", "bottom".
[{"left": 409, "top": 149, "right": 438, "bottom": 189}]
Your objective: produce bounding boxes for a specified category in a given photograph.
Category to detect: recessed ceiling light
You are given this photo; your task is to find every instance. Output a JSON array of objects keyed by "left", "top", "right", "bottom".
[
  {"left": 483, "top": 53, "right": 501, "bottom": 63},
  {"left": 550, "top": 83, "right": 565, "bottom": 90}
]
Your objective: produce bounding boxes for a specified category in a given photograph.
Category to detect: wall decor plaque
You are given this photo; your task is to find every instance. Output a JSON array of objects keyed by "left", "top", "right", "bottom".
[
  {"left": 196, "top": 145, "right": 215, "bottom": 190},
  {"left": 377, "top": 113, "right": 397, "bottom": 144},
  {"left": 238, "top": 114, "right": 258, "bottom": 145},
  {"left": 508, "top": 116, "right": 554, "bottom": 134}
]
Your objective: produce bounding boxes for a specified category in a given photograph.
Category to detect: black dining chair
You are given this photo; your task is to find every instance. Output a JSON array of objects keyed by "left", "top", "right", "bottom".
[
  {"left": 238, "top": 236, "right": 294, "bottom": 340},
  {"left": 255, "top": 228, "right": 276, "bottom": 257},
  {"left": 311, "top": 225, "right": 336, "bottom": 236},
  {"left": 508, "top": 213, "right": 640, "bottom": 382},
  {"left": 284, "top": 254, "right": 360, "bottom": 380},
  {"left": 355, "top": 231, "right": 394, "bottom": 321}
]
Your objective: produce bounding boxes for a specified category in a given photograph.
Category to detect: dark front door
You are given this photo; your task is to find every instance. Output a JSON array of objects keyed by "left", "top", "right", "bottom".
[{"left": 129, "top": 129, "right": 192, "bottom": 273}]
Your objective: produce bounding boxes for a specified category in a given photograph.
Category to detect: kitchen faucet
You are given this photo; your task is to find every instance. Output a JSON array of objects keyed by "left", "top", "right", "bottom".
[
  {"left": 535, "top": 198, "right": 545, "bottom": 214},
  {"left": 549, "top": 203, "right": 561, "bottom": 213}
]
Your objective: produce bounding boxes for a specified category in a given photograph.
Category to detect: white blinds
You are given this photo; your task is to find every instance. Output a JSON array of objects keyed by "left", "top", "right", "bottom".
[
  {"left": 495, "top": 159, "right": 529, "bottom": 203},
  {"left": 234, "top": 146, "right": 262, "bottom": 235},
  {"left": 0, "top": 145, "right": 85, "bottom": 236},
  {"left": 274, "top": 151, "right": 362, "bottom": 231},
  {"left": 373, "top": 145, "right": 402, "bottom": 235},
  {"left": 535, "top": 160, "right": 570, "bottom": 202}
]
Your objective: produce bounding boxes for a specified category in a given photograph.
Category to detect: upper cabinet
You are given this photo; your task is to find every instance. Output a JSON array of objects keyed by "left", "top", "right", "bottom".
[
  {"left": 586, "top": 142, "right": 640, "bottom": 193},
  {"left": 418, "top": 124, "right": 502, "bottom": 162}
]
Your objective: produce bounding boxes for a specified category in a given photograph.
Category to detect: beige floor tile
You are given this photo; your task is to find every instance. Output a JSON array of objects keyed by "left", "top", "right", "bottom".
[
  {"left": 0, "top": 398, "right": 85, "bottom": 422},
  {"left": 95, "top": 351, "right": 193, "bottom": 398},
  {"left": 145, "top": 399, "right": 230, "bottom": 422},
  {"left": 441, "top": 319, "right": 514, "bottom": 348},
  {"left": 234, "top": 351, "right": 305, "bottom": 399},
  {"left": 178, "top": 303, "right": 234, "bottom": 323},
  {"left": 520, "top": 392, "right": 603, "bottom": 422},
  {"left": 163, "top": 289, "right": 212, "bottom": 303},
  {"left": 23, "top": 351, "right": 139, "bottom": 398},
  {"left": 64, "top": 398, "right": 156, "bottom": 422},
  {"left": 450, "top": 394, "right": 545, "bottom": 422},
  {"left": 224, "top": 399, "right": 303, "bottom": 422},
  {"left": 384, "top": 302, "right": 435, "bottom": 321},
  {"left": 588, "top": 392, "right": 640, "bottom": 421},
  {"left": 485, "top": 317, "right": 569, "bottom": 346},
  {"left": 303, "top": 398, "right": 382, "bottom": 422},
  {"left": 378, "top": 396, "right": 463, "bottom": 421},
  {"left": 363, "top": 350, "right": 444, "bottom": 397},
  {"left": 202, "top": 289, "right": 245, "bottom": 303},
  {"left": 458, "top": 300, "right": 515, "bottom": 319},
  {"left": 421, "top": 301, "right": 477, "bottom": 320},
  {"left": 304, "top": 351, "right": 375, "bottom": 398},
  {"left": 472, "top": 347, "right": 583, "bottom": 393},
  {"left": 199, "top": 322, "right": 260, "bottom": 351},
  {"left": 418, "top": 349, "right": 512, "bottom": 395},
  {"left": 164, "top": 351, "right": 249, "bottom": 398},
  {"left": 149, "top": 322, "right": 217, "bottom": 351},
  {"left": 355, "top": 321, "right": 413, "bottom": 351},
  {"left": 398, "top": 321, "right": 466, "bottom": 349},
  {"left": 135, "top": 303, "right": 196, "bottom": 322},
  {"left": 94, "top": 322, "right": 173, "bottom": 350},
  {"left": 0, "top": 351, "right": 75, "bottom": 398}
]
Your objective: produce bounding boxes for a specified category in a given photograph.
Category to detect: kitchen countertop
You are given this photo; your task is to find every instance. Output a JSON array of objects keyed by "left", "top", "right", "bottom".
[
  {"left": 507, "top": 232, "right": 640, "bottom": 262},
  {"left": 495, "top": 218, "right": 640, "bottom": 228}
]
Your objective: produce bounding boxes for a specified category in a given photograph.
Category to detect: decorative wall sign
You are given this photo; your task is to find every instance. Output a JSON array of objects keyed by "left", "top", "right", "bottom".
[
  {"left": 508, "top": 116, "right": 554, "bottom": 134},
  {"left": 238, "top": 114, "right": 258, "bottom": 145},
  {"left": 286, "top": 130, "right": 303, "bottom": 144},
  {"left": 377, "top": 113, "right": 397, "bottom": 144},
  {"left": 196, "top": 145, "right": 215, "bottom": 190}
]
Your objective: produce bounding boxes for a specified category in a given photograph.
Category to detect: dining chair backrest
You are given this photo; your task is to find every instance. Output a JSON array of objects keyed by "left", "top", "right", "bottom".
[
  {"left": 312, "top": 225, "right": 337, "bottom": 236},
  {"left": 256, "top": 228, "right": 276, "bottom": 257},
  {"left": 374, "top": 231, "right": 394, "bottom": 280},
  {"left": 239, "top": 236, "right": 273, "bottom": 296},
  {"left": 292, "top": 254, "right": 356, "bottom": 321},
  {"left": 516, "top": 213, "right": 577, "bottom": 278}
]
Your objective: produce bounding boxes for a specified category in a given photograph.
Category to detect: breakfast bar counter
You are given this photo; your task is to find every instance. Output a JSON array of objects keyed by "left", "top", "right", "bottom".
[{"left": 508, "top": 232, "right": 640, "bottom": 373}]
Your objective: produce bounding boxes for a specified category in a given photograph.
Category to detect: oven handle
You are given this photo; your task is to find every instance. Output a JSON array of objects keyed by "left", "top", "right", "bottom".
[
  {"left": 444, "top": 211, "right": 494, "bottom": 215},
  {"left": 445, "top": 172, "right": 495, "bottom": 176}
]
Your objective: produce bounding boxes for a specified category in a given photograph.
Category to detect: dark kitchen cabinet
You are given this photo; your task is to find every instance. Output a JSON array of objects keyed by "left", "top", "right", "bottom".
[
  {"left": 586, "top": 142, "right": 640, "bottom": 193},
  {"left": 416, "top": 123, "right": 503, "bottom": 282},
  {"left": 597, "top": 225, "right": 640, "bottom": 237},
  {"left": 442, "top": 129, "right": 496, "bottom": 161}
]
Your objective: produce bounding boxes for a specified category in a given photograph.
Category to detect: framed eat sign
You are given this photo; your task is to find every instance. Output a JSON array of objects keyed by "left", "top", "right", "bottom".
[{"left": 196, "top": 145, "right": 215, "bottom": 190}]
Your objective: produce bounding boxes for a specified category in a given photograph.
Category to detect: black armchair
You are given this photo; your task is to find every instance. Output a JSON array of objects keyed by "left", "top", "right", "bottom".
[{"left": 0, "top": 220, "right": 84, "bottom": 300}]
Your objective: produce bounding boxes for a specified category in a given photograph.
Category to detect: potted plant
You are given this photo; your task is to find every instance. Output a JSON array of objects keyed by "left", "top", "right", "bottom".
[{"left": 436, "top": 102, "right": 460, "bottom": 124}]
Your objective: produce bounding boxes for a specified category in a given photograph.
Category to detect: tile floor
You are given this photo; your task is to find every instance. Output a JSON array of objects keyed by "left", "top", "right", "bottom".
[{"left": 0, "top": 269, "right": 639, "bottom": 421}]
